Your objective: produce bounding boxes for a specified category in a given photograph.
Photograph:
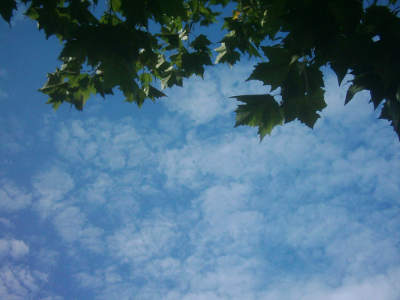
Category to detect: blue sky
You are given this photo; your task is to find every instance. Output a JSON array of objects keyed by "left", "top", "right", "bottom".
[{"left": 1, "top": 8, "right": 400, "bottom": 300}]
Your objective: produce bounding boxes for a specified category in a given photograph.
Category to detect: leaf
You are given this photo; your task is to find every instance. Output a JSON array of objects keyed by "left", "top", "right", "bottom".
[
  {"left": 233, "top": 94, "right": 284, "bottom": 140},
  {"left": 161, "top": 73, "right": 172, "bottom": 90},
  {"left": 282, "top": 87, "right": 327, "bottom": 128},
  {"left": 215, "top": 43, "right": 227, "bottom": 63},
  {"left": 380, "top": 98, "right": 400, "bottom": 139},
  {"left": 345, "top": 83, "right": 365, "bottom": 104},
  {"left": 120, "top": 80, "right": 146, "bottom": 106},
  {"left": 247, "top": 46, "right": 291, "bottom": 90},
  {"left": 111, "top": 0, "right": 122, "bottom": 11},
  {"left": 145, "top": 85, "right": 166, "bottom": 100},
  {"left": 190, "top": 34, "right": 211, "bottom": 51},
  {"left": 0, "top": 0, "right": 17, "bottom": 24},
  {"left": 214, "top": 42, "right": 241, "bottom": 65},
  {"left": 261, "top": 46, "right": 291, "bottom": 63},
  {"left": 17, "top": 0, "right": 400, "bottom": 144},
  {"left": 247, "top": 62, "right": 290, "bottom": 91},
  {"left": 330, "top": 61, "right": 348, "bottom": 86},
  {"left": 182, "top": 51, "right": 212, "bottom": 77},
  {"left": 140, "top": 73, "right": 153, "bottom": 86},
  {"left": 159, "top": 33, "right": 181, "bottom": 50}
]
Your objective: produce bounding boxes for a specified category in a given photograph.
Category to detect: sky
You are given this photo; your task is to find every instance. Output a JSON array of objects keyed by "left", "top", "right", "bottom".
[{"left": 1, "top": 6, "right": 400, "bottom": 300}]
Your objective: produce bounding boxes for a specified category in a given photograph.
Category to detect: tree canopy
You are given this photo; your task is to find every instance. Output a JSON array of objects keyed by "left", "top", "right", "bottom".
[{"left": 2, "top": 0, "right": 400, "bottom": 140}]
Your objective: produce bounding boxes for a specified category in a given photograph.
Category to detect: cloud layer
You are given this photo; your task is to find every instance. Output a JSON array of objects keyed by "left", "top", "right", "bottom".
[{"left": 1, "top": 64, "right": 399, "bottom": 300}]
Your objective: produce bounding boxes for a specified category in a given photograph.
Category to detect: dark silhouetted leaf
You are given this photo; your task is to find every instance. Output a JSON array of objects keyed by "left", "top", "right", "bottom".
[
  {"left": 1, "top": 0, "right": 400, "bottom": 144},
  {"left": 282, "top": 88, "right": 326, "bottom": 128},
  {"left": 233, "top": 94, "right": 284, "bottom": 140},
  {"left": 345, "top": 83, "right": 365, "bottom": 105},
  {"left": 380, "top": 99, "right": 400, "bottom": 139},
  {"left": 0, "top": 0, "right": 17, "bottom": 24}
]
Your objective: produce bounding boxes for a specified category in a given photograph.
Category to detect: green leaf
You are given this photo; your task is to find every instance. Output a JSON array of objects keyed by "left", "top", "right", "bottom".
[
  {"left": 182, "top": 51, "right": 212, "bottom": 77},
  {"left": 247, "top": 46, "right": 291, "bottom": 90},
  {"left": 214, "top": 42, "right": 241, "bottom": 65},
  {"left": 380, "top": 98, "right": 400, "bottom": 139},
  {"left": 161, "top": 73, "right": 172, "bottom": 90},
  {"left": 145, "top": 85, "right": 166, "bottom": 100},
  {"left": 247, "top": 61, "right": 290, "bottom": 91},
  {"left": 111, "top": 0, "right": 122, "bottom": 11},
  {"left": 16, "top": 0, "right": 400, "bottom": 144},
  {"left": 233, "top": 94, "right": 284, "bottom": 140},
  {"left": 282, "top": 88, "right": 327, "bottom": 128},
  {"left": 0, "top": 0, "right": 17, "bottom": 24},
  {"left": 190, "top": 34, "right": 211, "bottom": 51},
  {"left": 345, "top": 83, "right": 365, "bottom": 104},
  {"left": 215, "top": 43, "right": 227, "bottom": 63},
  {"left": 261, "top": 46, "right": 291, "bottom": 63},
  {"left": 120, "top": 80, "right": 146, "bottom": 106},
  {"left": 159, "top": 33, "right": 181, "bottom": 50},
  {"left": 140, "top": 73, "right": 153, "bottom": 86},
  {"left": 330, "top": 61, "right": 348, "bottom": 86}
]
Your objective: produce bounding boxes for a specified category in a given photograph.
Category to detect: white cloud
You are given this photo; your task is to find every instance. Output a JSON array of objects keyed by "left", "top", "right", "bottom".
[
  {"left": 53, "top": 206, "right": 86, "bottom": 243},
  {"left": 55, "top": 118, "right": 156, "bottom": 171},
  {"left": 160, "top": 93, "right": 400, "bottom": 200},
  {"left": 40, "top": 296, "right": 64, "bottom": 300},
  {"left": 143, "top": 257, "right": 182, "bottom": 280},
  {"left": 187, "top": 183, "right": 265, "bottom": 256},
  {"left": 160, "top": 132, "right": 267, "bottom": 188},
  {"left": 36, "top": 249, "right": 59, "bottom": 269},
  {"left": 47, "top": 81, "right": 398, "bottom": 300},
  {"left": 159, "top": 266, "right": 400, "bottom": 300},
  {"left": 257, "top": 267, "right": 400, "bottom": 300},
  {"left": 32, "top": 166, "right": 75, "bottom": 217},
  {"left": 261, "top": 202, "right": 400, "bottom": 278},
  {"left": 149, "top": 254, "right": 266, "bottom": 300},
  {"left": 108, "top": 218, "right": 179, "bottom": 264},
  {"left": 0, "top": 116, "right": 29, "bottom": 155},
  {"left": 0, "top": 265, "right": 47, "bottom": 300},
  {"left": 53, "top": 206, "right": 103, "bottom": 252},
  {"left": 163, "top": 63, "right": 266, "bottom": 125},
  {"left": 76, "top": 266, "right": 123, "bottom": 290},
  {"left": 75, "top": 272, "right": 104, "bottom": 289},
  {"left": 197, "top": 183, "right": 252, "bottom": 219},
  {"left": 2, "top": 62, "right": 397, "bottom": 300},
  {"left": 165, "top": 77, "right": 233, "bottom": 125},
  {"left": 0, "top": 180, "right": 32, "bottom": 212},
  {"left": 0, "top": 239, "right": 29, "bottom": 259},
  {"left": 83, "top": 172, "right": 114, "bottom": 204},
  {"left": 0, "top": 218, "right": 13, "bottom": 228}
]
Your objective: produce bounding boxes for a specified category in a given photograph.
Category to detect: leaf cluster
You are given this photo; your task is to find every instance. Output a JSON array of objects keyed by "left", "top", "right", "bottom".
[
  {"left": 223, "top": 0, "right": 400, "bottom": 139},
  {"left": 1, "top": 0, "right": 400, "bottom": 140},
  {"left": 2, "top": 0, "right": 224, "bottom": 109}
]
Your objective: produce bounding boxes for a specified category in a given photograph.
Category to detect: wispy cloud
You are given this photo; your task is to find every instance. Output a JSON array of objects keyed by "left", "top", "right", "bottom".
[
  {"left": 32, "top": 166, "right": 75, "bottom": 218},
  {"left": 1, "top": 60, "right": 399, "bottom": 300},
  {"left": 53, "top": 206, "right": 104, "bottom": 252},
  {"left": 108, "top": 217, "right": 179, "bottom": 264},
  {"left": 163, "top": 63, "right": 266, "bottom": 125},
  {"left": 0, "top": 264, "right": 48, "bottom": 300},
  {"left": 0, "top": 180, "right": 32, "bottom": 212},
  {"left": 0, "top": 239, "right": 29, "bottom": 259}
]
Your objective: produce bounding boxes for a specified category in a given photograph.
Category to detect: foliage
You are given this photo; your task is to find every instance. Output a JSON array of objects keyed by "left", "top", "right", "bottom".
[{"left": 1, "top": 0, "right": 400, "bottom": 140}]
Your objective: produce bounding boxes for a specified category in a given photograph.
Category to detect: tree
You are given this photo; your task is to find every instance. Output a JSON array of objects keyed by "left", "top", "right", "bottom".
[{"left": 1, "top": 0, "right": 400, "bottom": 140}]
